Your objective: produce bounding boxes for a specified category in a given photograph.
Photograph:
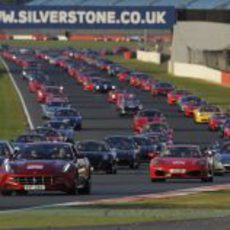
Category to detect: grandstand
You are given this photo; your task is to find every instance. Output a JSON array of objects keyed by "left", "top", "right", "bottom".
[{"left": 28, "top": 0, "right": 230, "bottom": 9}]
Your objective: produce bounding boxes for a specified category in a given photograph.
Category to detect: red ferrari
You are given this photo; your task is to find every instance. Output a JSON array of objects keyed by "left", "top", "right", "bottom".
[
  {"left": 107, "top": 89, "right": 124, "bottom": 103},
  {"left": 149, "top": 145, "right": 213, "bottom": 182},
  {"left": 0, "top": 142, "right": 91, "bottom": 195},
  {"left": 36, "top": 85, "right": 64, "bottom": 103},
  {"left": 133, "top": 109, "right": 166, "bottom": 133},
  {"left": 167, "top": 89, "right": 191, "bottom": 105},
  {"left": 208, "top": 113, "right": 230, "bottom": 131}
]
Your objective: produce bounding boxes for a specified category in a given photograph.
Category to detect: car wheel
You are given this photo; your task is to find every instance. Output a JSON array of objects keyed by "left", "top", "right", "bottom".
[
  {"left": 201, "top": 170, "right": 214, "bottom": 182},
  {"left": 1, "top": 190, "right": 13, "bottom": 196},
  {"left": 78, "top": 179, "right": 91, "bottom": 195},
  {"left": 201, "top": 176, "right": 213, "bottom": 182},
  {"left": 129, "top": 161, "right": 139, "bottom": 169},
  {"left": 74, "top": 124, "right": 82, "bottom": 131},
  {"left": 106, "top": 164, "right": 117, "bottom": 174}
]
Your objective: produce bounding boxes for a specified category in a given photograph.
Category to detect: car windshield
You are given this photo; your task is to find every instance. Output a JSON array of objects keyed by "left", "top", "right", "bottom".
[
  {"left": 17, "top": 144, "right": 73, "bottom": 160},
  {"left": 181, "top": 96, "right": 200, "bottom": 103},
  {"left": 133, "top": 137, "right": 151, "bottom": 146},
  {"left": 77, "top": 142, "right": 108, "bottom": 152},
  {"left": 141, "top": 110, "right": 161, "bottom": 118},
  {"left": 162, "top": 146, "right": 202, "bottom": 158},
  {"left": 145, "top": 124, "right": 168, "bottom": 132},
  {"left": 106, "top": 137, "right": 135, "bottom": 150},
  {"left": 157, "top": 83, "right": 172, "bottom": 88},
  {"left": 16, "top": 135, "right": 45, "bottom": 143},
  {"left": 45, "top": 122, "right": 70, "bottom": 129},
  {"left": 221, "top": 144, "right": 230, "bottom": 153},
  {"left": 201, "top": 106, "right": 220, "bottom": 112},
  {"left": 47, "top": 102, "right": 69, "bottom": 107},
  {"left": 46, "top": 87, "right": 61, "bottom": 93},
  {"left": 125, "top": 98, "right": 139, "bottom": 105},
  {"left": 0, "top": 143, "right": 9, "bottom": 157},
  {"left": 55, "top": 110, "right": 78, "bottom": 116}
]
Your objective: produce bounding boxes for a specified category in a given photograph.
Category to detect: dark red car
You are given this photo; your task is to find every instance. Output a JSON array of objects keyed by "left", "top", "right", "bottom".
[
  {"left": 140, "top": 79, "right": 158, "bottom": 91},
  {"left": 28, "top": 75, "right": 50, "bottom": 93},
  {"left": 0, "top": 142, "right": 91, "bottom": 195},
  {"left": 133, "top": 109, "right": 166, "bottom": 134}
]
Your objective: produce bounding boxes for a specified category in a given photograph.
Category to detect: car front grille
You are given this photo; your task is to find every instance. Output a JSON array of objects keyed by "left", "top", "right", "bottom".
[{"left": 14, "top": 177, "right": 54, "bottom": 185}]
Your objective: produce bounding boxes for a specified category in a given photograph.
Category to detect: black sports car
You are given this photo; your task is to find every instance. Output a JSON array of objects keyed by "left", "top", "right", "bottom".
[
  {"left": 104, "top": 136, "right": 140, "bottom": 169},
  {"left": 94, "top": 79, "right": 116, "bottom": 93},
  {"left": 130, "top": 136, "right": 163, "bottom": 161},
  {"left": 75, "top": 140, "right": 117, "bottom": 174}
]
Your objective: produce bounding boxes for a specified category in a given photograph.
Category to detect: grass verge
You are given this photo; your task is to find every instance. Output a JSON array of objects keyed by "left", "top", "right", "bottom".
[
  {"left": 0, "top": 64, "right": 27, "bottom": 139},
  {"left": 0, "top": 191, "right": 230, "bottom": 229},
  {"left": 94, "top": 190, "right": 230, "bottom": 210}
]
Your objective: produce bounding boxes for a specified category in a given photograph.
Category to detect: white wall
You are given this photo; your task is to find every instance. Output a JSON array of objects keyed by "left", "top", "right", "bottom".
[
  {"left": 172, "top": 62, "right": 222, "bottom": 84},
  {"left": 137, "top": 50, "right": 161, "bottom": 64},
  {"left": 12, "top": 35, "right": 34, "bottom": 40}
]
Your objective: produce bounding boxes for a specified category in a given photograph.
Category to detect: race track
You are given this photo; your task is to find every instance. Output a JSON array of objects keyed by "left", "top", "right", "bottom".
[{"left": 1, "top": 58, "right": 229, "bottom": 211}]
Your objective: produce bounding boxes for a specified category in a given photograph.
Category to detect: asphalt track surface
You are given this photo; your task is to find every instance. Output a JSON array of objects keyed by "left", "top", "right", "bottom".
[{"left": 1, "top": 58, "right": 229, "bottom": 211}]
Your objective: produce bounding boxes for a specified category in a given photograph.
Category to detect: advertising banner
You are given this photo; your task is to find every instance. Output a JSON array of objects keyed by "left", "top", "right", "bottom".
[{"left": 0, "top": 6, "right": 176, "bottom": 29}]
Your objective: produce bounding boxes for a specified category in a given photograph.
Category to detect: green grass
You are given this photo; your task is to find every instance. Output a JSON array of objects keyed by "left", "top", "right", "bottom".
[
  {"left": 0, "top": 40, "right": 139, "bottom": 50},
  {"left": 0, "top": 191, "right": 230, "bottom": 229},
  {"left": 0, "top": 64, "right": 27, "bottom": 139},
  {"left": 0, "top": 208, "right": 229, "bottom": 229},
  {"left": 94, "top": 190, "right": 230, "bottom": 210}
]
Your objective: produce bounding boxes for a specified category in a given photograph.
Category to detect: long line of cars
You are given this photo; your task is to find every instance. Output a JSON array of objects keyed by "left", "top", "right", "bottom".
[{"left": 0, "top": 46, "right": 229, "bottom": 195}]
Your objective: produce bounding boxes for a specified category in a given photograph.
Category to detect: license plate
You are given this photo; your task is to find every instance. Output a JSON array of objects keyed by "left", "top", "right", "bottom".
[
  {"left": 170, "top": 169, "right": 186, "bottom": 174},
  {"left": 24, "top": 185, "right": 45, "bottom": 191}
]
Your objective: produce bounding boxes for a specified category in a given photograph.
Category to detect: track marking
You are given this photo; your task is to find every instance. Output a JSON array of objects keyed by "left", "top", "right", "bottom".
[
  {"left": 0, "top": 184, "right": 229, "bottom": 214},
  {"left": 0, "top": 57, "right": 34, "bottom": 129}
]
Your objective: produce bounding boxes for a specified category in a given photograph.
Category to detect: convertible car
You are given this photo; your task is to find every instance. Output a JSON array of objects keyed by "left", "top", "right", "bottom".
[
  {"left": 193, "top": 105, "right": 221, "bottom": 123},
  {"left": 149, "top": 145, "right": 213, "bottom": 182},
  {"left": 0, "top": 142, "right": 91, "bottom": 195}
]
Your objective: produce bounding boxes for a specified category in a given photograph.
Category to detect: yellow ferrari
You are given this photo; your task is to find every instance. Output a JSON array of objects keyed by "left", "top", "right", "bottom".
[{"left": 193, "top": 105, "right": 221, "bottom": 123}]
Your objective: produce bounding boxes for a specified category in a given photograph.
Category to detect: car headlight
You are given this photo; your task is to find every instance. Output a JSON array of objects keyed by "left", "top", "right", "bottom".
[
  {"left": 96, "top": 85, "right": 100, "bottom": 90},
  {"left": 139, "top": 104, "right": 143, "bottom": 110},
  {"left": 5, "top": 163, "right": 14, "bottom": 173},
  {"left": 63, "top": 163, "right": 71, "bottom": 173},
  {"left": 112, "top": 85, "right": 116, "bottom": 90}
]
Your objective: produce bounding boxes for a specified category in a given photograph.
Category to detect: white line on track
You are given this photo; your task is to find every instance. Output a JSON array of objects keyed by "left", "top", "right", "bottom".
[{"left": 0, "top": 57, "right": 34, "bottom": 130}]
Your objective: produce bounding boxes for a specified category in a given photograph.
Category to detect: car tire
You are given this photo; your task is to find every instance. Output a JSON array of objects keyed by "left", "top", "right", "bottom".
[
  {"left": 106, "top": 164, "right": 117, "bottom": 174},
  {"left": 74, "top": 124, "right": 82, "bottom": 131},
  {"left": 1, "top": 190, "right": 13, "bottom": 196},
  {"left": 201, "top": 170, "right": 214, "bottom": 182},
  {"left": 78, "top": 179, "right": 91, "bottom": 195},
  {"left": 129, "top": 161, "right": 139, "bottom": 169},
  {"left": 201, "top": 176, "right": 213, "bottom": 182}
]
